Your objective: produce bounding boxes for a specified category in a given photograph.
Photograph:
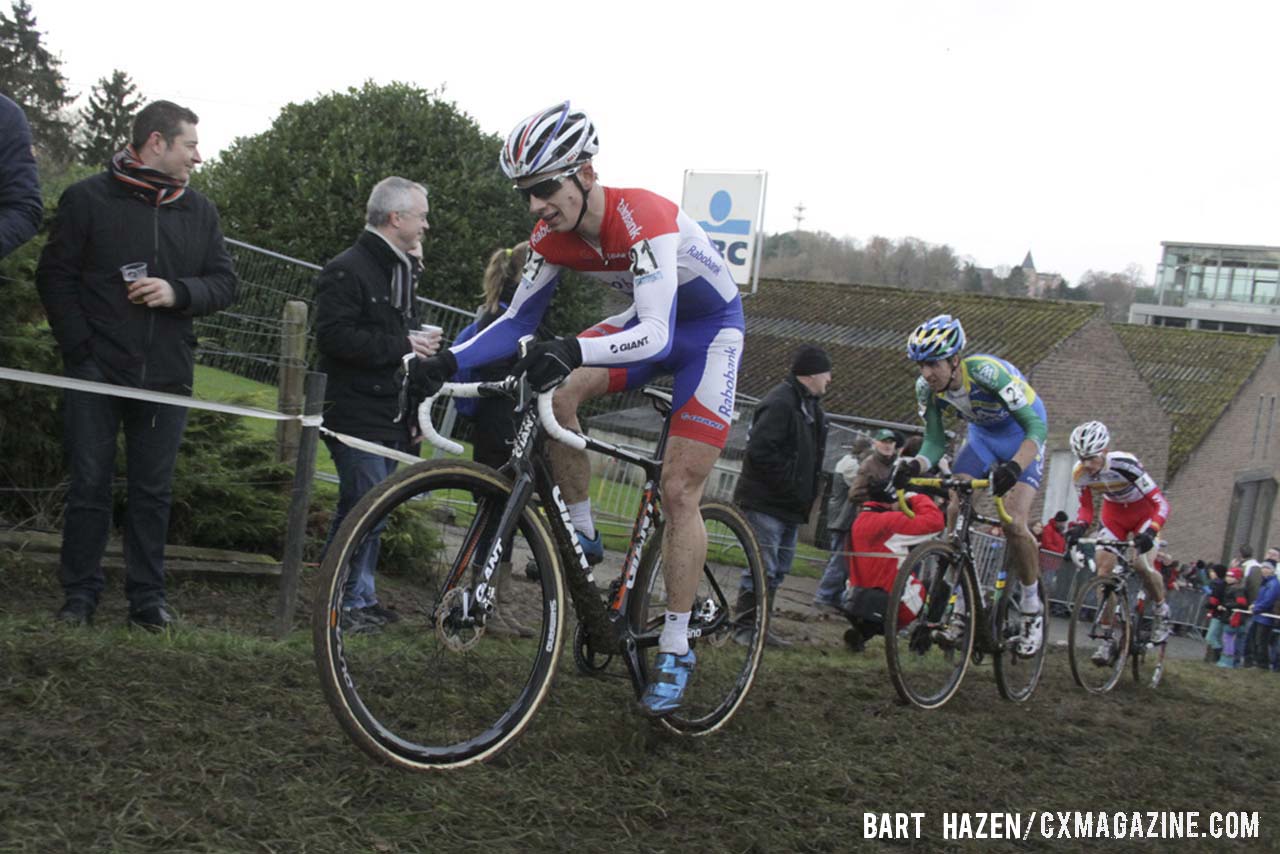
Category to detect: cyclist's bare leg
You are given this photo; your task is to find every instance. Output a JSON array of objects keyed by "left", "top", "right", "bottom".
[
  {"left": 658, "top": 436, "right": 718, "bottom": 613},
  {"left": 1131, "top": 550, "right": 1166, "bottom": 604},
  {"left": 1000, "top": 481, "right": 1040, "bottom": 587},
  {"left": 547, "top": 367, "right": 610, "bottom": 503}
]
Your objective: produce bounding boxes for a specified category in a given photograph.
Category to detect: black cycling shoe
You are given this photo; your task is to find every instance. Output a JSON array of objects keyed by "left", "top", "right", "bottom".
[
  {"left": 128, "top": 604, "right": 175, "bottom": 633},
  {"left": 362, "top": 603, "right": 401, "bottom": 624},
  {"left": 55, "top": 598, "right": 95, "bottom": 626}
]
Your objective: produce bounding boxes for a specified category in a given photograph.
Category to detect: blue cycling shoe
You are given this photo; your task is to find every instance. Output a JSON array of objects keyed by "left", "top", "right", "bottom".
[
  {"left": 638, "top": 649, "right": 696, "bottom": 717},
  {"left": 576, "top": 530, "right": 604, "bottom": 565}
]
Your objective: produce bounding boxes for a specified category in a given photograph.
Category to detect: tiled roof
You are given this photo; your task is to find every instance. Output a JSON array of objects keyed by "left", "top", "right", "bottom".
[
  {"left": 740, "top": 279, "right": 1102, "bottom": 424},
  {"left": 1112, "top": 324, "right": 1277, "bottom": 475}
]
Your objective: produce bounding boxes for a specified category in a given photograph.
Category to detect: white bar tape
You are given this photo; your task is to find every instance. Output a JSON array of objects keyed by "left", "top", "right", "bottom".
[{"left": 538, "top": 390, "right": 586, "bottom": 450}]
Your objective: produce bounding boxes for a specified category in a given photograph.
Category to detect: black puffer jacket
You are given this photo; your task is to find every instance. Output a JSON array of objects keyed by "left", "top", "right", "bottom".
[
  {"left": 36, "top": 171, "right": 238, "bottom": 393},
  {"left": 734, "top": 376, "right": 828, "bottom": 523},
  {"left": 314, "top": 230, "right": 418, "bottom": 442}
]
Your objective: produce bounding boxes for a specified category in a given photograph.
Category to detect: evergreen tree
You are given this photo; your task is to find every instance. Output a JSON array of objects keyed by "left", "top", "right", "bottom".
[
  {"left": 0, "top": 0, "right": 75, "bottom": 163},
  {"left": 77, "top": 69, "right": 142, "bottom": 167}
]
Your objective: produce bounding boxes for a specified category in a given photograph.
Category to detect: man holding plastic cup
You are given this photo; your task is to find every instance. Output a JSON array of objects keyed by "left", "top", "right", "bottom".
[
  {"left": 35, "top": 100, "right": 238, "bottom": 631},
  {"left": 314, "top": 176, "right": 434, "bottom": 633}
]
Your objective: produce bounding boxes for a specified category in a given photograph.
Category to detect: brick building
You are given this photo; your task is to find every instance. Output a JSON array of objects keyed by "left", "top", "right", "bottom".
[{"left": 1114, "top": 326, "right": 1279, "bottom": 563}]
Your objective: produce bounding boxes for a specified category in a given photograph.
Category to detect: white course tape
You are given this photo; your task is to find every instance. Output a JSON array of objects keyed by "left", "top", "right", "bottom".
[
  {"left": 0, "top": 366, "right": 296, "bottom": 422},
  {"left": 317, "top": 428, "right": 425, "bottom": 465},
  {"left": 0, "top": 366, "right": 427, "bottom": 467}
]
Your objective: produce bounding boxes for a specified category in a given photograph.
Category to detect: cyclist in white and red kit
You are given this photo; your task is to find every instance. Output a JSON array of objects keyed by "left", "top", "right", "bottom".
[{"left": 1065, "top": 420, "right": 1173, "bottom": 660}]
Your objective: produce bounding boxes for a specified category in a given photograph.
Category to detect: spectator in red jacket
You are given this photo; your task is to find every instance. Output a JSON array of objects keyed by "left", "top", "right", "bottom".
[
  {"left": 1038, "top": 511, "right": 1068, "bottom": 554},
  {"left": 841, "top": 484, "right": 946, "bottom": 651}
]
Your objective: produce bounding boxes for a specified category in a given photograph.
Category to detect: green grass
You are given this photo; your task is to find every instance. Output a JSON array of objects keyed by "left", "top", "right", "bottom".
[{"left": 1, "top": 558, "right": 1274, "bottom": 854}]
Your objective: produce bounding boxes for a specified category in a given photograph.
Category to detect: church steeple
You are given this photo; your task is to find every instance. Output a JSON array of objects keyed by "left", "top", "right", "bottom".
[{"left": 1021, "top": 251, "right": 1036, "bottom": 271}]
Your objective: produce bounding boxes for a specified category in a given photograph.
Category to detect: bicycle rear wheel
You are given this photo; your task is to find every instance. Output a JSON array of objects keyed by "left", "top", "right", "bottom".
[
  {"left": 313, "top": 461, "right": 565, "bottom": 770},
  {"left": 1067, "top": 575, "right": 1130, "bottom": 694},
  {"left": 884, "top": 541, "right": 976, "bottom": 710},
  {"left": 993, "top": 578, "right": 1048, "bottom": 703},
  {"left": 629, "top": 500, "right": 767, "bottom": 736}
]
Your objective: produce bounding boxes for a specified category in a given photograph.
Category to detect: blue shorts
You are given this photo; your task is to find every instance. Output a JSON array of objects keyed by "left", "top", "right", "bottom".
[
  {"left": 952, "top": 401, "right": 1047, "bottom": 490},
  {"left": 580, "top": 313, "right": 742, "bottom": 449}
]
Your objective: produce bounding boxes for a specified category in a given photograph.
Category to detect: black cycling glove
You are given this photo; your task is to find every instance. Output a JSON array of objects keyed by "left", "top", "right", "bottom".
[
  {"left": 511, "top": 337, "right": 583, "bottom": 392},
  {"left": 989, "top": 459, "right": 1022, "bottom": 497}
]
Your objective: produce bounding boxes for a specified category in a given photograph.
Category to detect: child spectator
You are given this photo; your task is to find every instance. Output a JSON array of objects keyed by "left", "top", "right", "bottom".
[
  {"left": 1203, "top": 564, "right": 1228, "bottom": 664},
  {"left": 1218, "top": 566, "right": 1249, "bottom": 669}
]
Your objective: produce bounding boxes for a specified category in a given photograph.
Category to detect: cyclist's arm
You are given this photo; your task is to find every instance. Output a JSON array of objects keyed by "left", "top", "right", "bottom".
[
  {"left": 1073, "top": 478, "right": 1095, "bottom": 527},
  {"left": 449, "top": 250, "right": 560, "bottom": 371},
  {"left": 914, "top": 377, "right": 948, "bottom": 469},
  {"left": 1111, "top": 453, "right": 1170, "bottom": 531},
  {"left": 575, "top": 232, "right": 679, "bottom": 366}
]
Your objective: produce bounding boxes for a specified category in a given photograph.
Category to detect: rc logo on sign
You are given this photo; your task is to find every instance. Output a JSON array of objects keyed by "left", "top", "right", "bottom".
[{"left": 697, "top": 190, "right": 751, "bottom": 266}]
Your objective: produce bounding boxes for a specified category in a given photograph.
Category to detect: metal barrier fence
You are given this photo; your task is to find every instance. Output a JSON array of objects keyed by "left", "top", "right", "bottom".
[
  {"left": 967, "top": 531, "right": 1210, "bottom": 638},
  {"left": 196, "top": 239, "right": 475, "bottom": 387}
]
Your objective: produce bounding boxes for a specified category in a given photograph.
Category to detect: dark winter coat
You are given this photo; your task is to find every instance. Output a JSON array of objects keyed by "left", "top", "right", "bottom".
[
  {"left": 314, "top": 230, "right": 419, "bottom": 443},
  {"left": 0, "top": 94, "right": 43, "bottom": 259},
  {"left": 35, "top": 171, "right": 237, "bottom": 393},
  {"left": 734, "top": 376, "right": 828, "bottom": 523}
]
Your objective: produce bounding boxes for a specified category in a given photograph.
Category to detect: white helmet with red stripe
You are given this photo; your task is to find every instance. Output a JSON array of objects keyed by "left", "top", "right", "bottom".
[{"left": 500, "top": 101, "right": 599, "bottom": 181}]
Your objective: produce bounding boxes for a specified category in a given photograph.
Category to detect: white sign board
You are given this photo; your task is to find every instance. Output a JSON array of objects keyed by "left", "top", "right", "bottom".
[{"left": 682, "top": 170, "right": 767, "bottom": 292}]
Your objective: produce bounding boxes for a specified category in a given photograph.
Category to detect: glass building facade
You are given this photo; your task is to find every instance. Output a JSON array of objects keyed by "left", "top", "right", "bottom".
[{"left": 1133, "top": 242, "right": 1280, "bottom": 334}]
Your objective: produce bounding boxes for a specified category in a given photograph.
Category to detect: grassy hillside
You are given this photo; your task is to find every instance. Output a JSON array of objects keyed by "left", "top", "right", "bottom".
[{"left": 0, "top": 562, "right": 1271, "bottom": 854}]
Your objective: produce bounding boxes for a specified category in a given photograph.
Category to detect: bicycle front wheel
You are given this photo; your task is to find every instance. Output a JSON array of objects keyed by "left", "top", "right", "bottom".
[
  {"left": 993, "top": 578, "right": 1048, "bottom": 703},
  {"left": 629, "top": 500, "right": 767, "bottom": 736},
  {"left": 885, "top": 541, "right": 977, "bottom": 710},
  {"left": 313, "top": 460, "right": 566, "bottom": 770},
  {"left": 1067, "top": 575, "right": 1130, "bottom": 695}
]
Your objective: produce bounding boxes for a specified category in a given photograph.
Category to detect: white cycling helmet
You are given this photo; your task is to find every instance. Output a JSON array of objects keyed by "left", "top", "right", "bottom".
[
  {"left": 500, "top": 101, "right": 599, "bottom": 181},
  {"left": 1070, "top": 420, "right": 1110, "bottom": 458}
]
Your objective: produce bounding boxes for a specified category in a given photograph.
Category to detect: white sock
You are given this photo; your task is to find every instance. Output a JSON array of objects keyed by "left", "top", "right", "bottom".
[
  {"left": 1157, "top": 600, "right": 1170, "bottom": 616},
  {"left": 659, "top": 611, "right": 691, "bottom": 655},
  {"left": 568, "top": 500, "right": 595, "bottom": 539},
  {"left": 1020, "top": 581, "right": 1041, "bottom": 613}
]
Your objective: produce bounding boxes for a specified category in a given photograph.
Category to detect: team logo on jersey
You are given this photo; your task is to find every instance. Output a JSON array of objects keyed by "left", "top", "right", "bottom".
[
  {"left": 974, "top": 361, "right": 998, "bottom": 385},
  {"left": 998, "top": 381, "right": 1028, "bottom": 410},
  {"left": 617, "top": 199, "right": 643, "bottom": 240},
  {"left": 609, "top": 336, "right": 648, "bottom": 354}
]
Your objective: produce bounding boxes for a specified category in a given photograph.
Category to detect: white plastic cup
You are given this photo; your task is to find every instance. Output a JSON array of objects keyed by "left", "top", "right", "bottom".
[{"left": 120, "top": 262, "right": 148, "bottom": 282}]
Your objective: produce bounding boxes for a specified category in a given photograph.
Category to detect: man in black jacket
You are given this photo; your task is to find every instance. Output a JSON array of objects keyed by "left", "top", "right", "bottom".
[
  {"left": 0, "top": 94, "right": 42, "bottom": 260},
  {"left": 36, "top": 101, "right": 238, "bottom": 630},
  {"left": 315, "top": 176, "right": 435, "bottom": 633},
  {"left": 732, "top": 345, "right": 831, "bottom": 646}
]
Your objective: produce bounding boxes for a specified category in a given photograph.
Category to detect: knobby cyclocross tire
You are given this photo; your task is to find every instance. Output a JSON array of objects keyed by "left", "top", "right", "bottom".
[
  {"left": 628, "top": 500, "right": 767, "bottom": 735},
  {"left": 312, "top": 460, "right": 566, "bottom": 770},
  {"left": 993, "top": 578, "right": 1048, "bottom": 703},
  {"left": 885, "top": 541, "right": 977, "bottom": 710},
  {"left": 1067, "top": 575, "right": 1130, "bottom": 695}
]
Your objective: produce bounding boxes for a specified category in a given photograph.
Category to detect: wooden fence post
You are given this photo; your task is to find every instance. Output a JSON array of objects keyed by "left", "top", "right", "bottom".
[
  {"left": 275, "top": 370, "right": 326, "bottom": 638},
  {"left": 276, "top": 300, "right": 308, "bottom": 463}
]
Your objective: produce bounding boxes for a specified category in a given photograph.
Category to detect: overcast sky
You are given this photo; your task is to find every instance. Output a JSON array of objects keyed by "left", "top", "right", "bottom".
[{"left": 34, "top": 0, "right": 1279, "bottom": 283}]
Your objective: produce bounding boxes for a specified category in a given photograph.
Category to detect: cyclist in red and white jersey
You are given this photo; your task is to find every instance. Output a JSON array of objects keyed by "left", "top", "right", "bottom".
[
  {"left": 1065, "top": 420, "right": 1173, "bottom": 659},
  {"left": 409, "top": 102, "right": 744, "bottom": 716}
]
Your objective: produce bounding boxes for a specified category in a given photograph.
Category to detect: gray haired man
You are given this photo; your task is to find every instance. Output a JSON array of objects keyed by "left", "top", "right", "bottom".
[{"left": 315, "top": 176, "right": 437, "bottom": 633}]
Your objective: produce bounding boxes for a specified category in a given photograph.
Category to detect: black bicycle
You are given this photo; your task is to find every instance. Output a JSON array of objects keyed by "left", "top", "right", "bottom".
[
  {"left": 1066, "top": 538, "right": 1167, "bottom": 692},
  {"left": 884, "top": 477, "right": 1048, "bottom": 709},
  {"left": 312, "top": 376, "right": 768, "bottom": 769}
]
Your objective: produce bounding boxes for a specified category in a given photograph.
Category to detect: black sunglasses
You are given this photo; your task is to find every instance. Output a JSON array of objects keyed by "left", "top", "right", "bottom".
[
  {"left": 517, "top": 176, "right": 564, "bottom": 202},
  {"left": 514, "top": 165, "right": 581, "bottom": 202}
]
